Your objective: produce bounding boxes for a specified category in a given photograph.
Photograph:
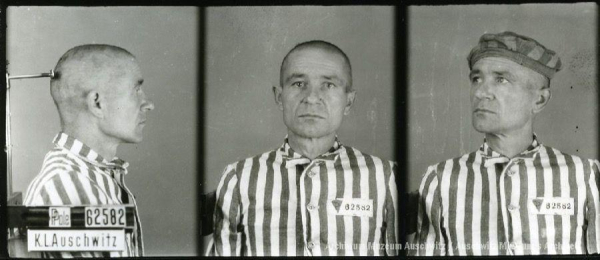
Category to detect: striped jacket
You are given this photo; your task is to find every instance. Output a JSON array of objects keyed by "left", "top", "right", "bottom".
[
  {"left": 210, "top": 138, "right": 399, "bottom": 256},
  {"left": 413, "top": 137, "right": 600, "bottom": 255},
  {"left": 23, "top": 132, "right": 144, "bottom": 258}
]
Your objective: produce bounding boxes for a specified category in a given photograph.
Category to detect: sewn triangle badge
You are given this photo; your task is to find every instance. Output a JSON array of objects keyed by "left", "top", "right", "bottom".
[
  {"left": 531, "top": 198, "right": 543, "bottom": 211},
  {"left": 331, "top": 199, "right": 342, "bottom": 212}
]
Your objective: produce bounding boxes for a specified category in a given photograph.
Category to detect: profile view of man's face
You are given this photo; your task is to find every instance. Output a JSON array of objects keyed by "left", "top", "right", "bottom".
[
  {"left": 99, "top": 57, "right": 154, "bottom": 143},
  {"left": 278, "top": 47, "right": 354, "bottom": 139}
]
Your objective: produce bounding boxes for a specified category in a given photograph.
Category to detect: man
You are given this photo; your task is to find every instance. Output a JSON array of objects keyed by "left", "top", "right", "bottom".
[
  {"left": 413, "top": 31, "right": 600, "bottom": 255},
  {"left": 210, "top": 40, "right": 398, "bottom": 256},
  {"left": 23, "top": 44, "right": 154, "bottom": 257}
]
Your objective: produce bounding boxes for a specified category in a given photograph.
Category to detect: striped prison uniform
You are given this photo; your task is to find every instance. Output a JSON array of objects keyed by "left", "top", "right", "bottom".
[
  {"left": 23, "top": 132, "right": 144, "bottom": 258},
  {"left": 412, "top": 136, "right": 600, "bottom": 256},
  {"left": 209, "top": 138, "right": 399, "bottom": 256}
]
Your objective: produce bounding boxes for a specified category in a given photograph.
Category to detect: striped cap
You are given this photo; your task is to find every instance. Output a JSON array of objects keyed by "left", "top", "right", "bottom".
[{"left": 467, "top": 31, "right": 562, "bottom": 79}]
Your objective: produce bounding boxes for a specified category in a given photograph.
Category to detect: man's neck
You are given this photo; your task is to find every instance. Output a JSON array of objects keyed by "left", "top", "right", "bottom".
[
  {"left": 63, "top": 124, "right": 119, "bottom": 160},
  {"left": 287, "top": 132, "right": 336, "bottom": 160},
  {"left": 485, "top": 127, "right": 534, "bottom": 158}
]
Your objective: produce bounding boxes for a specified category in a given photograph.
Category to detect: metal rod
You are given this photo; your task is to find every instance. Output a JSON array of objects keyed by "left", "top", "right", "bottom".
[
  {"left": 6, "top": 74, "right": 12, "bottom": 197},
  {"left": 5, "top": 70, "right": 54, "bottom": 198},
  {"left": 7, "top": 70, "right": 55, "bottom": 82}
]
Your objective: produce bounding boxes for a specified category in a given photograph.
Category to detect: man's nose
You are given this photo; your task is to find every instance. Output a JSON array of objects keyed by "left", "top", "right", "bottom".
[
  {"left": 142, "top": 96, "right": 155, "bottom": 111},
  {"left": 473, "top": 80, "right": 493, "bottom": 100},
  {"left": 302, "top": 84, "right": 321, "bottom": 103}
]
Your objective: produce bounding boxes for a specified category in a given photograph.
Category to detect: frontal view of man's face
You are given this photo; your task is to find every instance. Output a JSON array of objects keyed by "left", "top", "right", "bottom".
[
  {"left": 100, "top": 58, "right": 154, "bottom": 143},
  {"left": 469, "top": 57, "right": 543, "bottom": 135},
  {"left": 278, "top": 47, "right": 354, "bottom": 139}
]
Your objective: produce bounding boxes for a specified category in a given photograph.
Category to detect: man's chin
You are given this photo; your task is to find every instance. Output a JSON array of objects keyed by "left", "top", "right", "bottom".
[
  {"left": 472, "top": 122, "right": 495, "bottom": 134},
  {"left": 120, "top": 135, "right": 143, "bottom": 144},
  {"left": 289, "top": 128, "right": 332, "bottom": 139}
]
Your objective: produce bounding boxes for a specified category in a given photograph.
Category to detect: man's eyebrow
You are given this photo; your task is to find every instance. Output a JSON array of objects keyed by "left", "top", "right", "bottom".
[
  {"left": 284, "top": 73, "right": 306, "bottom": 83},
  {"left": 492, "top": 71, "right": 515, "bottom": 78},
  {"left": 469, "top": 70, "right": 480, "bottom": 77},
  {"left": 322, "top": 75, "right": 341, "bottom": 81},
  {"left": 468, "top": 70, "right": 515, "bottom": 78}
]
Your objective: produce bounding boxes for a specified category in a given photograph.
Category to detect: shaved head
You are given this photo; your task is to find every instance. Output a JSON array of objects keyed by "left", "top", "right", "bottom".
[
  {"left": 280, "top": 40, "right": 353, "bottom": 91},
  {"left": 51, "top": 44, "right": 136, "bottom": 126}
]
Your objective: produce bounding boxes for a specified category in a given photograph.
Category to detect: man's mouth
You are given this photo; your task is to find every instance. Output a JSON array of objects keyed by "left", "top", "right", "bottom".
[
  {"left": 473, "top": 108, "right": 495, "bottom": 114},
  {"left": 298, "top": 114, "right": 325, "bottom": 119}
]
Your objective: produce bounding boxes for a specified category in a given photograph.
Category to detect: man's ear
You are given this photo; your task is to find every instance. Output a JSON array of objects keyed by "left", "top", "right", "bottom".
[
  {"left": 273, "top": 85, "right": 283, "bottom": 111},
  {"left": 343, "top": 90, "right": 356, "bottom": 115},
  {"left": 87, "top": 90, "right": 105, "bottom": 118},
  {"left": 532, "top": 88, "right": 551, "bottom": 114}
]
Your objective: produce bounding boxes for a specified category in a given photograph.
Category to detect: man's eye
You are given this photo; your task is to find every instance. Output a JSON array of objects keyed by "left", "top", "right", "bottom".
[
  {"left": 470, "top": 76, "right": 481, "bottom": 84},
  {"left": 325, "top": 82, "right": 337, "bottom": 89},
  {"left": 496, "top": 77, "right": 508, "bottom": 83},
  {"left": 291, "top": 82, "right": 305, "bottom": 88}
]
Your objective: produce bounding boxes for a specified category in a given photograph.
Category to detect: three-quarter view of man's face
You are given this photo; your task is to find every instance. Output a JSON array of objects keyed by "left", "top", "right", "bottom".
[
  {"left": 99, "top": 57, "right": 155, "bottom": 143},
  {"left": 276, "top": 47, "right": 355, "bottom": 139},
  {"left": 469, "top": 57, "right": 545, "bottom": 135}
]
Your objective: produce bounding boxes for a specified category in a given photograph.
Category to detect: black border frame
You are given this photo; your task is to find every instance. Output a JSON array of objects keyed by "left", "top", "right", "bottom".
[{"left": 1, "top": 1, "right": 597, "bottom": 258}]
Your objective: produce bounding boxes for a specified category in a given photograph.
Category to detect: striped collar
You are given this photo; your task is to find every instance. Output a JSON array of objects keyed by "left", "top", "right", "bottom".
[
  {"left": 479, "top": 134, "right": 541, "bottom": 166},
  {"left": 53, "top": 132, "right": 129, "bottom": 172},
  {"left": 279, "top": 136, "right": 343, "bottom": 166}
]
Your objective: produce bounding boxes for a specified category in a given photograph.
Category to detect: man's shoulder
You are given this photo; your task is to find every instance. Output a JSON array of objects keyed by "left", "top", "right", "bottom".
[
  {"left": 341, "top": 145, "right": 395, "bottom": 166},
  {"left": 424, "top": 150, "right": 480, "bottom": 175},
  {"left": 30, "top": 155, "right": 89, "bottom": 187},
  {"left": 24, "top": 160, "right": 88, "bottom": 206},
  {"left": 222, "top": 148, "right": 282, "bottom": 174},
  {"left": 342, "top": 146, "right": 397, "bottom": 182},
  {"left": 540, "top": 144, "right": 599, "bottom": 166},
  {"left": 38, "top": 147, "right": 90, "bottom": 173},
  {"left": 27, "top": 147, "right": 93, "bottom": 190}
]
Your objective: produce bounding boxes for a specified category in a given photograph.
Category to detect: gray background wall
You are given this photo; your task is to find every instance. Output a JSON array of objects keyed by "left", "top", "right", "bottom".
[
  {"left": 408, "top": 3, "right": 598, "bottom": 192},
  {"left": 203, "top": 6, "right": 395, "bottom": 192},
  {"left": 7, "top": 7, "right": 198, "bottom": 256}
]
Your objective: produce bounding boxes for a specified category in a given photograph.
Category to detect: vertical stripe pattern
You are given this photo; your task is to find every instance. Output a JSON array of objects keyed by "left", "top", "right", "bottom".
[
  {"left": 23, "top": 132, "right": 143, "bottom": 257},
  {"left": 211, "top": 139, "right": 398, "bottom": 256},
  {"left": 413, "top": 137, "right": 600, "bottom": 256}
]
